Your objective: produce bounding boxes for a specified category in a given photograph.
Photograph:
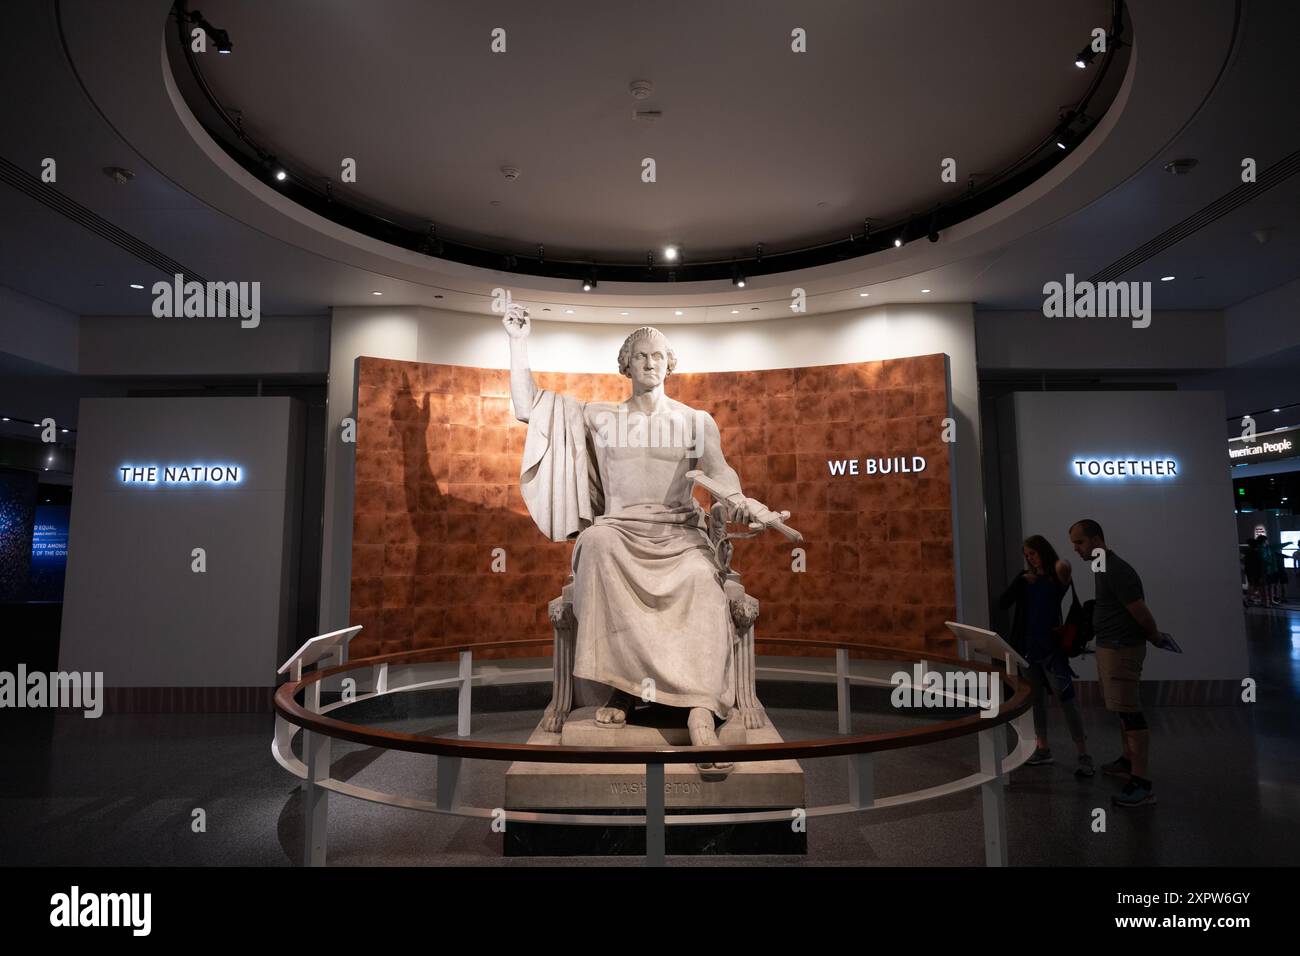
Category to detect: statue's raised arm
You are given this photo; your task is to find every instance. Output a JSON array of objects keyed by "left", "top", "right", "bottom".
[
  {"left": 503, "top": 303, "right": 537, "bottom": 422},
  {"left": 506, "top": 304, "right": 597, "bottom": 541}
]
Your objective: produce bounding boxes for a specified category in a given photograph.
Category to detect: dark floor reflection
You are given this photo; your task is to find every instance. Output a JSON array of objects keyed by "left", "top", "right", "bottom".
[{"left": 1, "top": 607, "right": 1297, "bottom": 866}]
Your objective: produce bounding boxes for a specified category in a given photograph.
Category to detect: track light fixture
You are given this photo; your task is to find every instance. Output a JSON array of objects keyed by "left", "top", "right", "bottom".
[
  {"left": 1055, "top": 110, "right": 1083, "bottom": 151},
  {"left": 582, "top": 275, "right": 596, "bottom": 292},
  {"left": 927, "top": 211, "right": 940, "bottom": 243},
  {"left": 416, "top": 224, "right": 443, "bottom": 257},
  {"left": 1074, "top": 44, "right": 1097, "bottom": 69},
  {"left": 897, "top": 215, "right": 919, "bottom": 247}
]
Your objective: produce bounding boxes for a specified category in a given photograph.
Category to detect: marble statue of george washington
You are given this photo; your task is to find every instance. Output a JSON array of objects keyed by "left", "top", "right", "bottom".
[{"left": 503, "top": 304, "right": 775, "bottom": 770}]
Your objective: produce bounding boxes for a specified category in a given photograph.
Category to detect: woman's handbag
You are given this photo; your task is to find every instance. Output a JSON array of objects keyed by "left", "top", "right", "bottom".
[{"left": 1053, "top": 583, "right": 1095, "bottom": 657}]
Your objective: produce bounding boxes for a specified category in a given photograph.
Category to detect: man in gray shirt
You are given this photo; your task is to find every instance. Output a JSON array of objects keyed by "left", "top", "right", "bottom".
[{"left": 1069, "top": 519, "right": 1162, "bottom": 808}]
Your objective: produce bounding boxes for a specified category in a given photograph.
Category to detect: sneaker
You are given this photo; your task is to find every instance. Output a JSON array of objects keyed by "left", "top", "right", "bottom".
[
  {"left": 1025, "top": 746, "right": 1054, "bottom": 765},
  {"left": 1101, "top": 754, "right": 1131, "bottom": 777},
  {"left": 1112, "top": 779, "right": 1157, "bottom": 807},
  {"left": 1074, "top": 754, "right": 1095, "bottom": 778}
]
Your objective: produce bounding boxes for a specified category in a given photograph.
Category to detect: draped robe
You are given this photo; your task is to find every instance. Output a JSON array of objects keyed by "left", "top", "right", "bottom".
[{"left": 518, "top": 389, "right": 735, "bottom": 718}]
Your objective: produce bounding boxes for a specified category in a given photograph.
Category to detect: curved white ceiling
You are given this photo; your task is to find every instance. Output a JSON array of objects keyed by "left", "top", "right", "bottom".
[
  {"left": 185, "top": 0, "right": 1116, "bottom": 262},
  {"left": 55, "top": 0, "right": 1241, "bottom": 321}
]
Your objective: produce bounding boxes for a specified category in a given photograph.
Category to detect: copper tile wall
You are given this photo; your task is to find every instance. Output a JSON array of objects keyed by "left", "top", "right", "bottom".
[{"left": 348, "top": 353, "right": 956, "bottom": 661}]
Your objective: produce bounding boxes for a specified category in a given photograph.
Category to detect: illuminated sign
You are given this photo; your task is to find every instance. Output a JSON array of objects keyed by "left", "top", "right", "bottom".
[
  {"left": 117, "top": 464, "right": 242, "bottom": 485},
  {"left": 1228, "top": 426, "right": 1299, "bottom": 464},
  {"left": 1072, "top": 458, "right": 1178, "bottom": 479},
  {"left": 827, "top": 456, "right": 927, "bottom": 476}
]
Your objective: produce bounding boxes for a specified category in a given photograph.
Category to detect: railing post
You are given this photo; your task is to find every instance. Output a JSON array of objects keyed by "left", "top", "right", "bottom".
[
  {"left": 835, "top": 648, "right": 851, "bottom": 734},
  {"left": 457, "top": 650, "right": 472, "bottom": 737},
  {"left": 978, "top": 725, "right": 1009, "bottom": 866},
  {"left": 645, "top": 762, "right": 665, "bottom": 866},
  {"left": 849, "top": 753, "right": 874, "bottom": 808},
  {"left": 303, "top": 675, "right": 330, "bottom": 868},
  {"left": 436, "top": 756, "right": 462, "bottom": 811}
]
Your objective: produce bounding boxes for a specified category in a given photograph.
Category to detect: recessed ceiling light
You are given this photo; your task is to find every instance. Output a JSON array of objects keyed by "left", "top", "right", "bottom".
[
  {"left": 564, "top": 309, "right": 574, "bottom": 314},
  {"left": 1273, "top": 408, "right": 1281, "bottom": 413},
  {"left": 274, "top": 170, "right": 287, "bottom": 181},
  {"left": 371, "top": 291, "right": 383, "bottom": 296},
  {"left": 893, "top": 238, "right": 903, "bottom": 248},
  {"left": 130, "top": 283, "right": 144, "bottom": 289},
  {"left": 859, "top": 292, "right": 869, "bottom": 297},
  {"left": 1160, "top": 276, "right": 1175, "bottom": 282},
  {"left": 664, "top": 246, "right": 678, "bottom": 261},
  {"left": 674, "top": 310, "right": 683, "bottom": 316},
  {"left": 1, "top": 417, "right": 8, "bottom": 422},
  {"left": 921, "top": 289, "right": 931, "bottom": 294},
  {"left": 61, "top": 428, "right": 68, "bottom": 433},
  {"left": 619, "top": 311, "right": 629, "bottom": 316},
  {"left": 730, "top": 310, "right": 739, "bottom": 314}
]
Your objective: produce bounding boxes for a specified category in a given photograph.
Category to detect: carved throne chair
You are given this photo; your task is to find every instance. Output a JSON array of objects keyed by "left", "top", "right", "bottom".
[{"left": 540, "top": 473, "right": 796, "bottom": 735}]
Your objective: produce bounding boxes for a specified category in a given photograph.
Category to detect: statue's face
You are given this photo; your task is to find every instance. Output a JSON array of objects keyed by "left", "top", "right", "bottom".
[{"left": 627, "top": 333, "right": 670, "bottom": 388}]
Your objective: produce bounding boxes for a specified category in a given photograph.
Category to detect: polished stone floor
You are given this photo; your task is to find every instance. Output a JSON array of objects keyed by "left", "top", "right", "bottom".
[{"left": 2, "top": 607, "right": 1297, "bottom": 867}]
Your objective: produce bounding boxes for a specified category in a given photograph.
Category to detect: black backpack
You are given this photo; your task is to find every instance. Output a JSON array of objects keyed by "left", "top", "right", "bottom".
[{"left": 1053, "top": 583, "right": 1095, "bottom": 657}]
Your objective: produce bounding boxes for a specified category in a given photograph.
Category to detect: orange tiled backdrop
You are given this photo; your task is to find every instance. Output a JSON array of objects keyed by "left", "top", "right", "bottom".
[{"left": 349, "top": 354, "right": 956, "bottom": 660}]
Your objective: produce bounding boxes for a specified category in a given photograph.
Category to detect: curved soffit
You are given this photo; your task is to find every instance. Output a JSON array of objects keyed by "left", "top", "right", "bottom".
[{"left": 56, "top": 0, "right": 1239, "bottom": 321}]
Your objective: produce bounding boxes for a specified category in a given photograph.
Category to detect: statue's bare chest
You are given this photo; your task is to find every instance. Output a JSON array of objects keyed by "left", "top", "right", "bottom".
[{"left": 585, "top": 404, "right": 701, "bottom": 500}]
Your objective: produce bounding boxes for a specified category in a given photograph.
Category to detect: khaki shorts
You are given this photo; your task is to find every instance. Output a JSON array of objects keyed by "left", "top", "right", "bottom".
[{"left": 1096, "top": 642, "right": 1147, "bottom": 712}]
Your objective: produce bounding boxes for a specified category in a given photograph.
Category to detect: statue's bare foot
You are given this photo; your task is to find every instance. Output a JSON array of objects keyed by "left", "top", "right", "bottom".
[
  {"left": 688, "top": 707, "right": 734, "bottom": 773},
  {"left": 595, "top": 688, "right": 636, "bottom": 726}
]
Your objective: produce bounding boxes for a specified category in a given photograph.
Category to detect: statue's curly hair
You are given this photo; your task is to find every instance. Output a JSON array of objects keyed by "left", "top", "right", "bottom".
[{"left": 618, "top": 326, "right": 677, "bottom": 379}]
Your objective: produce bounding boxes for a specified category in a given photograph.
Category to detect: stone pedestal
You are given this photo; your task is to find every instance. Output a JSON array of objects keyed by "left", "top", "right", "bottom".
[{"left": 503, "top": 706, "right": 806, "bottom": 855}]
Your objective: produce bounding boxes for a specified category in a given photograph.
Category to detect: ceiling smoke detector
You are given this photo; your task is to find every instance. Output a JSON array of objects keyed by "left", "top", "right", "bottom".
[{"left": 629, "top": 79, "right": 654, "bottom": 100}]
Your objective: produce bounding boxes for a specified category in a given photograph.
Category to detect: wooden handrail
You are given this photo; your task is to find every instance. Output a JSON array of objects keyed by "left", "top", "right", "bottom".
[{"left": 274, "top": 638, "right": 1030, "bottom": 765}]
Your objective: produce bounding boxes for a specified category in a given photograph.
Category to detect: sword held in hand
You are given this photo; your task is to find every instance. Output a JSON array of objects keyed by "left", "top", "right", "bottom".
[{"left": 685, "top": 469, "right": 804, "bottom": 543}]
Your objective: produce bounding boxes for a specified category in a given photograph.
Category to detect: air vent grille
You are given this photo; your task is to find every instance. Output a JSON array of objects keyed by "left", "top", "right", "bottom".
[
  {"left": 0, "top": 154, "right": 206, "bottom": 285},
  {"left": 1091, "top": 148, "right": 1300, "bottom": 283}
]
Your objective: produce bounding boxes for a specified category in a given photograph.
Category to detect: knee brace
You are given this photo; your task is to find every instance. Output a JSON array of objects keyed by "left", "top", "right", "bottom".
[{"left": 1119, "top": 711, "right": 1147, "bottom": 731}]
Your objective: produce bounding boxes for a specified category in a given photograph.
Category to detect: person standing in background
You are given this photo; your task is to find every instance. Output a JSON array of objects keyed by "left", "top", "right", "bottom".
[
  {"left": 1068, "top": 519, "right": 1161, "bottom": 808},
  {"left": 998, "top": 535, "right": 1091, "bottom": 776},
  {"left": 1244, "top": 538, "right": 1266, "bottom": 606},
  {"left": 1262, "top": 536, "right": 1285, "bottom": 606}
]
